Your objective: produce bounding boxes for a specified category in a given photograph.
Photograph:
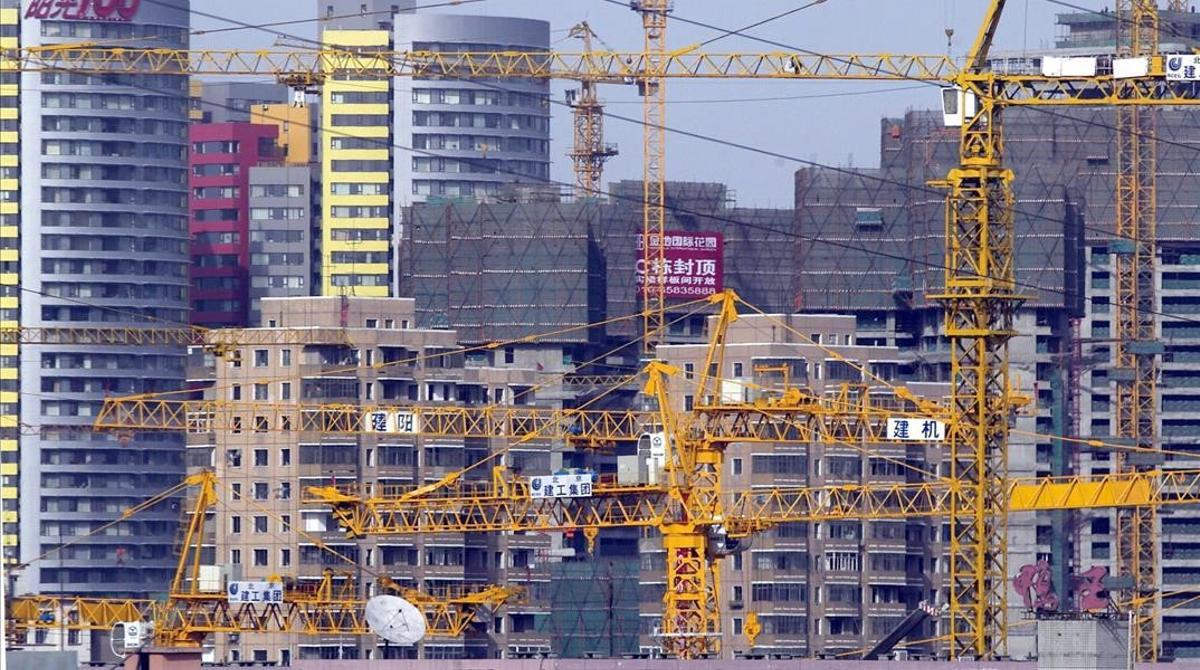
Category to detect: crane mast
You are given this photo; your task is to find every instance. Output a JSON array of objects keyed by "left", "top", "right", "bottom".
[
  {"left": 633, "top": 0, "right": 671, "bottom": 355},
  {"left": 1114, "top": 1, "right": 1162, "bottom": 660},
  {"left": 934, "top": 0, "right": 1019, "bottom": 657},
  {"left": 566, "top": 22, "right": 618, "bottom": 197},
  {"left": 32, "top": 0, "right": 1200, "bottom": 655}
]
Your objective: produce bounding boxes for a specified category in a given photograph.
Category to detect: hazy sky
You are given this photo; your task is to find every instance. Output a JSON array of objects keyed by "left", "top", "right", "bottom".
[{"left": 192, "top": 1, "right": 1069, "bottom": 207}]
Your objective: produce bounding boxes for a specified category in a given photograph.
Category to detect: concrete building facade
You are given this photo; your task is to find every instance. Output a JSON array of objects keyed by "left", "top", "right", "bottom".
[
  {"left": 247, "top": 166, "right": 314, "bottom": 327},
  {"left": 320, "top": 29, "right": 393, "bottom": 296},
  {"left": 192, "top": 297, "right": 558, "bottom": 662},
  {"left": 657, "top": 313, "right": 946, "bottom": 659},
  {"left": 394, "top": 15, "right": 551, "bottom": 203},
  {"left": 16, "top": 0, "right": 191, "bottom": 598},
  {"left": 190, "top": 122, "right": 281, "bottom": 328},
  {"left": 0, "top": 0, "right": 20, "bottom": 566}
]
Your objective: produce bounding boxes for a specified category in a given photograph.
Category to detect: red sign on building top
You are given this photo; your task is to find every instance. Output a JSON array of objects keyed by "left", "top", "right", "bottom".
[
  {"left": 636, "top": 231, "right": 724, "bottom": 299},
  {"left": 25, "top": 0, "right": 141, "bottom": 22}
]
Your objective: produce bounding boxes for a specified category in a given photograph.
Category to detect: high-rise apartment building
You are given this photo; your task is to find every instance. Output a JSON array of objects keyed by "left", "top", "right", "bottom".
[
  {"left": 247, "top": 166, "right": 314, "bottom": 326},
  {"left": 320, "top": 29, "right": 393, "bottom": 296},
  {"left": 395, "top": 15, "right": 551, "bottom": 203},
  {"left": 0, "top": 0, "right": 20, "bottom": 566},
  {"left": 16, "top": 1, "right": 191, "bottom": 598},
  {"left": 194, "top": 296, "right": 555, "bottom": 662},
  {"left": 317, "top": 8, "right": 550, "bottom": 296},
  {"left": 190, "top": 122, "right": 281, "bottom": 328},
  {"left": 656, "top": 313, "right": 946, "bottom": 658}
]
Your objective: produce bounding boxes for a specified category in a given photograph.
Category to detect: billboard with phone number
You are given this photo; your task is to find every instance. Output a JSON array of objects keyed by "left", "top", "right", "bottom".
[{"left": 635, "top": 231, "right": 724, "bottom": 299}]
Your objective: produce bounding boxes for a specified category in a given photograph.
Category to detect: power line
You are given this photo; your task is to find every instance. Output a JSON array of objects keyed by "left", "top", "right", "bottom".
[{"left": 36, "top": 3, "right": 1200, "bottom": 333}]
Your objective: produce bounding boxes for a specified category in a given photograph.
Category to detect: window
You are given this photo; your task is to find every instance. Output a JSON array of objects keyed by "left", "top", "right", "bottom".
[
  {"left": 281, "top": 448, "right": 291, "bottom": 466},
  {"left": 733, "top": 362, "right": 743, "bottom": 377},
  {"left": 231, "top": 483, "right": 242, "bottom": 500},
  {"left": 684, "top": 362, "right": 694, "bottom": 380},
  {"left": 253, "top": 549, "right": 268, "bottom": 566},
  {"left": 230, "top": 548, "right": 241, "bottom": 565},
  {"left": 254, "top": 383, "right": 269, "bottom": 400},
  {"left": 253, "top": 349, "right": 269, "bottom": 367},
  {"left": 254, "top": 482, "right": 269, "bottom": 500},
  {"left": 504, "top": 347, "right": 515, "bottom": 364},
  {"left": 227, "top": 449, "right": 242, "bottom": 467},
  {"left": 281, "top": 514, "right": 291, "bottom": 532},
  {"left": 281, "top": 548, "right": 292, "bottom": 567},
  {"left": 732, "top": 457, "right": 742, "bottom": 476},
  {"left": 280, "top": 382, "right": 292, "bottom": 400},
  {"left": 279, "top": 482, "right": 292, "bottom": 500},
  {"left": 230, "top": 516, "right": 242, "bottom": 534},
  {"left": 281, "top": 349, "right": 292, "bottom": 366},
  {"left": 254, "top": 516, "right": 268, "bottom": 533},
  {"left": 254, "top": 449, "right": 268, "bottom": 467}
]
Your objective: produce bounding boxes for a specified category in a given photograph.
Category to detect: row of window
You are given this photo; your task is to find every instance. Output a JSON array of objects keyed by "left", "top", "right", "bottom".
[
  {"left": 329, "top": 205, "right": 388, "bottom": 218},
  {"left": 331, "top": 159, "right": 391, "bottom": 173},
  {"left": 42, "top": 258, "right": 187, "bottom": 277},
  {"left": 330, "top": 228, "right": 389, "bottom": 241},
  {"left": 42, "top": 282, "right": 185, "bottom": 301},
  {"left": 412, "top": 133, "right": 548, "bottom": 155},
  {"left": 44, "top": 187, "right": 185, "bottom": 208},
  {"left": 44, "top": 140, "right": 186, "bottom": 161},
  {"left": 412, "top": 88, "right": 547, "bottom": 109},
  {"left": 42, "top": 235, "right": 186, "bottom": 254},
  {"left": 250, "top": 229, "right": 304, "bottom": 244},
  {"left": 329, "top": 91, "right": 390, "bottom": 105},
  {"left": 329, "top": 182, "right": 387, "bottom": 196},
  {"left": 251, "top": 275, "right": 305, "bottom": 289},
  {"left": 329, "top": 251, "right": 389, "bottom": 264},
  {"left": 40, "top": 22, "right": 188, "bottom": 41},
  {"left": 39, "top": 71, "right": 187, "bottom": 91},
  {"left": 43, "top": 116, "right": 187, "bottom": 138},
  {"left": 250, "top": 184, "right": 305, "bottom": 198},
  {"left": 193, "top": 186, "right": 239, "bottom": 200},
  {"left": 42, "top": 211, "right": 187, "bottom": 231},
  {"left": 412, "top": 111, "right": 549, "bottom": 132},
  {"left": 42, "top": 93, "right": 186, "bottom": 114},
  {"left": 44, "top": 163, "right": 186, "bottom": 184},
  {"left": 251, "top": 207, "right": 305, "bottom": 221}
]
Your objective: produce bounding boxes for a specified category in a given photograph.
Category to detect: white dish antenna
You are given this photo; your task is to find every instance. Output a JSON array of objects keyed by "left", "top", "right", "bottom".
[{"left": 365, "top": 594, "right": 426, "bottom": 646}]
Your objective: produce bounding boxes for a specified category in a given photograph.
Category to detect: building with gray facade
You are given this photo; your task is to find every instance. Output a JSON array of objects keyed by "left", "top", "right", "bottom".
[
  {"left": 17, "top": 1, "right": 191, "bottom": 598},
  {"left": 395, "top": 14, "right": 551, "bottom": 203},
  {"left": 248, "top": 165, "right": 315, "bottom": 326},
  {"left": 192, "top": 81, "right": 289, "bottom": 124}
]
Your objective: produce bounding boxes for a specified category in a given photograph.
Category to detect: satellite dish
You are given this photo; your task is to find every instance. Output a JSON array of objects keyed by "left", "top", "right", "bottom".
[{"left": 365, "top": 594, "right": 426, "bottom": 646}]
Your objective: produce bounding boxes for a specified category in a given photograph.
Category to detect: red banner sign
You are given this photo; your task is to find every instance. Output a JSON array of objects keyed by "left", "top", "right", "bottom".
[
  {"left": 636, "top": 231, "right": 724, "bottom": 299},
  {"left": 25, "top": 0, "right": 141, "bottom": 21}
]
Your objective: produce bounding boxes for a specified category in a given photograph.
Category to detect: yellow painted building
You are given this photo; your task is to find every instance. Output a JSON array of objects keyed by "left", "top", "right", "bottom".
[
  {"left": 251, "top": 103, "right": 313, "bottom": 166},
  {"left": 320, "top": 30, "right": 392, "bottom": 297},
  {"left": 0, "top": 2, "right": 18, "bottom": 563}
]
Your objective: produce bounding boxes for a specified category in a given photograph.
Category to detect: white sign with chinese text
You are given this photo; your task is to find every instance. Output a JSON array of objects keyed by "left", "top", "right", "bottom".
[
  {"left": 227, "top": 581, "right": 285, "bottom": 605},
  {"left": 363, "top": 410, "right": 419, "bottom": 434},
  {"left": 886, "top": 418, "right": 946, "bottom": 442},
  {"left": 1166, "top": 55, "right": 1200, "bottom": 81},
  {"left": 529, "top": 473, "right": 594, "bottom": 500}
]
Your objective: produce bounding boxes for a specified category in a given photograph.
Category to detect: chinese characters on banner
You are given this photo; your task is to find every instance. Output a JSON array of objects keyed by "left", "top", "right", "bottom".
[
  {"left": 25, "top": 0, "right": 142, "bottom": 21},
  {"left": 363, "top": 410, "right": 419, "bottom": 435},
  {"left": 529, "top": 472, "right": 594, "bottom": 500},
  {"left": 226, "top": 581, "right": 285, "bottom": 605},
  {"left": 635, "top": 231, "right": 724, "bottom": 299},
  {"left": 1167, "top": 55, "right": 1200, "bottom": 80},
  {"left": 885, "top": 417, "right": 946, "bottom": 442}
]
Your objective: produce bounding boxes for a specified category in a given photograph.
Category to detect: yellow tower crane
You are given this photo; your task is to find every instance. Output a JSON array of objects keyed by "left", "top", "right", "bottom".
[
  {"left": 565, "top": 22, "right": 619, "bottom": 197},
  {"left": 21, "top": 0, "right": 1200, "bottom": 656},
  {"left": 1114, "top": 1, "right": 1162, "bottom": 659},
  {"left": 95, "top": 291, "right": 1200, "bottom": 660},
  {"left": 5, "top": 471, "right": 519, "bottom": 648}
]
